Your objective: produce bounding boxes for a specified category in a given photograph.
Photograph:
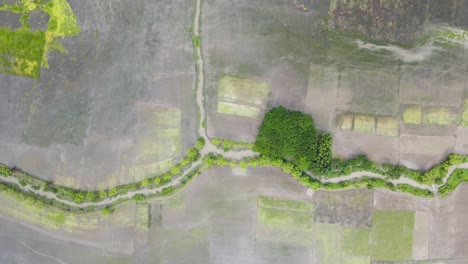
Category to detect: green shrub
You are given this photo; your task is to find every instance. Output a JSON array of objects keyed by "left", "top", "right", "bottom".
[
  {"left": 102, "top": 207, "right": 115, "bottom": 215},
  {"left": 0, "top": 166, "right": 12, "bottom": 176},
  {"left": 161, "top": 186, "right": 174, "bottom": 196}
]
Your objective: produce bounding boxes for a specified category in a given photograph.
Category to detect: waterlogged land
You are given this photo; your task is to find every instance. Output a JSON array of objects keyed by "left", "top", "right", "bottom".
[
  {"left": 1, "top": 0, "right": 468, "bottom": 262},
  {"left": 0, "top": 0, "right": 467, "bottom": 226}
]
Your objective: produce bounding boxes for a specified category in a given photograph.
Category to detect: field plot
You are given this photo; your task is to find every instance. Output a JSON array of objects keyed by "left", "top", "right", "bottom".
[
  {"left": 202, "top": 0, "right": 328, "bottom": 140},
  {"left": 343, "top": 227, "right": 372, "bottom": 257},
  {"left": 452, "top": 184, "right": 468, "bottom": 258},
  {"left": 342, "top": 256, "right": 370, "bottom": 264},
  {"left": 328, "top": 0, "right": 427, "bottom": 43},
  {"left": 337, "top": 68, "right": 400, "bottom": 116},
  {"left": 422, "top": 107, "right": 459, "bottom": 125},
  {"left": 412, "top": 212, "right": 429, "bottom": 260},
  {"left": 304, "top": 64, "right": 339, "bottom": 130},
  {"left": 402, "top": 106, "right": 422, "bottom": 125},
  {"left": 455, "top": 127, "right": 468, "bottom": 154},
  {"left": 314, "top": 189, "right": 374, "bottom": 228},
  {"left": 460, "top": 99, "right": 468, "bottom": 126},
  {"left": 312, "top": 223, "right": 342, "bottom": 264},
  {"left": 371, "top": 211, "right": 415, "bottom": 261},
  {"left": 376, "top": 117, "right": 399, "bottom": 136},
  {"left": 130, "top": 102, "right": 181, "bottom": 181},
  {"left": 399, "top": 134, "right": 455, "bottom": 169},
  {"left": 399, "top": 65, "right": 465, "bottom": 107},
  {"left": 333, "top": 131, "right": 399, "bottom": 164},
  {"left": 338, "top": 113, "right": 354, "bottom": 131},
  {"left": 353, "top": 114, "right": 376, "bottom": 134},
  {"left": 256, "top": 196, "right": 313, "bottom": 245},
  {"left": 217, "top": 75, "right": 271, "bottom": 118}
]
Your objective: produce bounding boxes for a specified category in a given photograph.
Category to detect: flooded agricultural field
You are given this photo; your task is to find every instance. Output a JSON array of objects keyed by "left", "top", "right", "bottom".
[{"left": 0, "top": 167, "right": 467, "bottom": 263}]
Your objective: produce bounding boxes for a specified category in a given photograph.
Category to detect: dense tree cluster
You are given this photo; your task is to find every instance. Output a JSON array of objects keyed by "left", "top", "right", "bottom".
[{"left": 253, "top": 106, "right": 332, "bottom": 172}]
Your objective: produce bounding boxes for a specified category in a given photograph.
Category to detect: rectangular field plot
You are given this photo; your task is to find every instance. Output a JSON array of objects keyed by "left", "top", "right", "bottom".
[
  {"left": 422, "top": 107, "right": 459, "bottom": 125},
  {"left": 257, "top": 207, "right": 313, "bottom": 230},
  {"left": 461, "top": 99, "right": 468, "bottom": 126},
  {"left": 132, "top": 102, "right": 181, "bottom": 179},
  {"left": 402, "top": 106, "right": 422, "bottom": 124},
  {"left": 256, "top": 197, "right": 313, "bottom": 245},
  {"left": 313, "top": 223, "right": 342, "bottom": 264},
  {"left": 399, "top": 65, "right": 465, "bottom": 106},
  {"left": 343, "top": 228, "right": 371, "bottom": 256},
  {"left": 337, "top": 68, "right": 399, "bottom": 116},
  {"left": 218, "top": 75, "right": 270, "bottom": 105},
  {"left": 304, "top": 65, "right": 339, "bottom": 130},
  {"left": 217, "top": 101, "right": 260, "bottom": 118},
  {"left": 217, "top": 75, "right": 270, "bottom": 118},
  {"left": 376, "top": 117, "right": 399, "bottom": 137},
  {"left": 371, "top": 211, "right": 415, "bottom": 261},
  {"left": 452, "top": 184, "right": 468, "bottom": 258},
  {"left": 353, "top": 114, "right": 376, "bottom": 134},
  {"left": 412, "top": 212, "right": 429, "bottom": 260},
  {"left": 339, "top": 114, "right": 354, "bottom": 131},
  {"left": 258, "top": 196, "right": 312, "bottom": 212}
]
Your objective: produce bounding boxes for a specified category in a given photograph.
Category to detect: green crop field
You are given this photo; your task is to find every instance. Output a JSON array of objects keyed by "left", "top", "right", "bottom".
[
  {"left": 354, "top": 114, "right": 376, "bottom": 133},
  {"left": 423, "top": 107, "right": 458, "bottom": 125},
  {"left": 218, "top": 75, "right": 270, "bottom": 106},
  {"left": 257, "top": 207, "right": 313, "bottom": 230},
  {"left": 217, "top": 75, "right": 271, "bottom": 118},
  {"left": 371, "top": 210, "right": 415, "bottom": 261},
  {"left": 217, "top": 101, "right": 261, "bottom": 118},
  {"left": 376, "top": 116, "right": 399, "bottom": 136},
  {"left": 258, "top": 196, "right": 312, "bottom": 212},
  {"left": 340, "top": 114, "right": 354, "bottom": 130},
  {"left": 402, "top": 106, "right": 422, "bottom": 124}
]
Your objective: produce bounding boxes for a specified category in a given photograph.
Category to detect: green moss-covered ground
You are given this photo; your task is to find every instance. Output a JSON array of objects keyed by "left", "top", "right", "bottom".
[{"left": 0, "top": 0, "right": 80, "bottom": 78}]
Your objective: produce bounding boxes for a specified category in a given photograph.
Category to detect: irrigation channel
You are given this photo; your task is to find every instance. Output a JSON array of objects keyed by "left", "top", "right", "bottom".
[{"left": 0, "top": 0, "right": 467, "bottom": 210}]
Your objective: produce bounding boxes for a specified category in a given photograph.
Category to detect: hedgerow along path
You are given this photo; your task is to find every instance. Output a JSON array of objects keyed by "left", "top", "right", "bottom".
[{"left": 1, "top": 0, "right": 468, "bottom": 212}]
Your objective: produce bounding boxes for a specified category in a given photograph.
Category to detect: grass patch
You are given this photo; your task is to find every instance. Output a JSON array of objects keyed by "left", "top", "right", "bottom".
[
  {"left": 217, "top": 101, "right": 260, "bottom": 118},
  {"left": 371, "top": 210, "right": 415, "bottom": 261},
  {"left": 0, "top": 0, "right": 80, "bottom": 77},
  {"left": 257, "top": 207, "right": 313, "bottom": 230},
  {"left": 258, "top": 196, "right": 312, "bottom": 212},
  {"left": 218, "top": 75, "right": 270, "bottom": 106},
  {"left": 423, "top": 107, "right": 458, "bottom": 125},
  {"left": 402, "top": 106, "right": 422, "bottom": 124},
  {"left": 0, "top": 28, "right": 46, "bottom": 78},
  {"left": 343, "top": 227, "right": 371, "bottom": 256},
  {"left": 376, "top": 116, "right": 398, "bottom": 136},
  {"left": 353, "top": 114, "right": 375, "bottom": 133}
]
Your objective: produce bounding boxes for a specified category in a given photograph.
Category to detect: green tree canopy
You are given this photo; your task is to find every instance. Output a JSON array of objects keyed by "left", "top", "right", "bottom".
[{"left": 253, "top": 106, "right": 319, "bottom": 169}]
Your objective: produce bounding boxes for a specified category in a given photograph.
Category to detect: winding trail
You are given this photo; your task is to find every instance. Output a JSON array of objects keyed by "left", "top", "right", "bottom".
[{"left": 0, "top": 0, "right": 466, "bottom": 210}]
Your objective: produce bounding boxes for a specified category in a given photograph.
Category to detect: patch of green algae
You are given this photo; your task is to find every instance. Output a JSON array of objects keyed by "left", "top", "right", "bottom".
[{"left": 0, "top": 0, "right": 80, "bottom": 78}]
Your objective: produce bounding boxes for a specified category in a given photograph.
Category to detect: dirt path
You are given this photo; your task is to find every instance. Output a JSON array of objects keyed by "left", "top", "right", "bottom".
[{"left": 0, "top": 0, "right": 466, "bottom": 210}]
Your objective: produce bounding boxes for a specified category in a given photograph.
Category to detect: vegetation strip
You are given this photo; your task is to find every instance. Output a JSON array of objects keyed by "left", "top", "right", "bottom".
[{"left": 1, "top": 0, "right": 468, "bottom": 215}]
